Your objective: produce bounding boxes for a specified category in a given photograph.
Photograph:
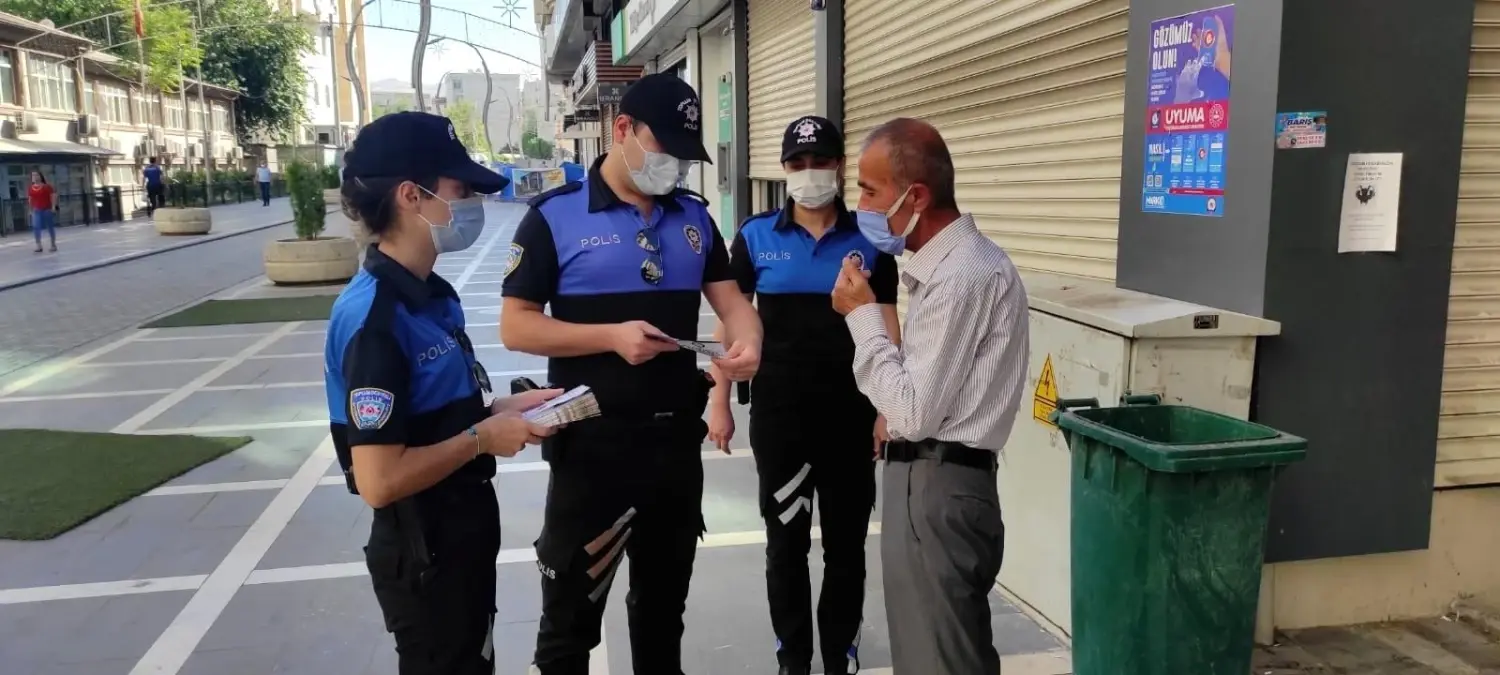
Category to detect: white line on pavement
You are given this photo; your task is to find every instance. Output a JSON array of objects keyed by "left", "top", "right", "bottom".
[
  {"left": 0, "top": 575, "right": 207, "bottom": 605},
  {"left": 136, "top": 332, "right": 276, "bottom": 342},
  {"left": 137, "top": 419, "right": 329, "bottom": 435},
  {"left": 0, "top": 328, "right": 157, "bottom": 396},
  {"left": 113, "top": 323, "right": 302, "bottom": 434},
  {"left": 0, "top": 389, "right": 177, "bottom": 403}
]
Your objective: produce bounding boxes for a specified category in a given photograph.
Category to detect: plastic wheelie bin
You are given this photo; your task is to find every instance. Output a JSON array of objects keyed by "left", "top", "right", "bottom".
[{"left": 1051, "top": 394, "right": 1307, "bottom": 675}]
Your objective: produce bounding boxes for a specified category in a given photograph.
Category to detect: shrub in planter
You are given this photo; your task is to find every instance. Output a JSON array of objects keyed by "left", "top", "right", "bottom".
[{"left": 263, "top": 160, "right": 357, "bottom": 285}]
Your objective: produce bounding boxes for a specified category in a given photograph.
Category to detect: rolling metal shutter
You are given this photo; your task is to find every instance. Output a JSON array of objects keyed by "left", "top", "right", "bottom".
[
  {"left": 842, "top": 0, "right": 1128, "bottom": 281},
  {"left": 747, "top": 0, "right": 815, "bottom": 180},
  {"left": 1439, "top": 0, "right": 1500, "bottom": 488}
]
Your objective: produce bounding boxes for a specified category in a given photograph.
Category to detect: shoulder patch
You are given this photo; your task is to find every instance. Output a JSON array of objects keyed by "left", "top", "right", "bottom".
[
  {"left": 504, "top": 242, "right": 524, "bottom": 277},
  {"left": 527, "top": 180, "right": 584, "bottom": 208},
  {"left": 349, "top": 387, "right": 395, "bottom": 431},
  {"left": 672, "top": 187, "right": 711, "bottom": 207}
]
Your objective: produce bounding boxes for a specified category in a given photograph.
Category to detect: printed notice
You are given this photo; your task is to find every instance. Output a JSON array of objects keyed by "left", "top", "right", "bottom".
[
  {"left": 1275, "top": 111, "right": 1327, "bottom": 149},
  {"left": 1141, "top": 4, "right": 1235, "bottom": 218},
  {"left": 1338, "top": 153, "right": 1403, "bottom": 253}
]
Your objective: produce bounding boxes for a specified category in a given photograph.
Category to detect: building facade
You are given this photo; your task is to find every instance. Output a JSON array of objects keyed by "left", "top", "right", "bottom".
[
  {"left": 266, "top": 0, "right": 370, "bottom": 164},
  {"left": 437, "top": 71, "right": 525, "bottom": 152},
  {"left": 539, "top": 0, "right": 1500, "bottom": 645},
  {"left": 0, "top": 12, "right": 243, "bottom": 232}
]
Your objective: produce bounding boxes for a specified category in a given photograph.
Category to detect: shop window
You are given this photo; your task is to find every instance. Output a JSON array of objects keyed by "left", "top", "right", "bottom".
[
  {"left": 27, "top": 55, "right": 77, "bottom": 111},
  {"left": 0, "top": 51, "right": 14, "bottom": 105}
]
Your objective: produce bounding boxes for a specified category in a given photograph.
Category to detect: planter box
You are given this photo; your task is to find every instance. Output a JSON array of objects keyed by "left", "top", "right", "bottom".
[
  {"left": 154, "top": 208, "right": 212, "bottom": 235},
  {"left": 323, "top": 188, "right": 342, "bottom": 206},
  {"left": 264, "top": 236, "right": 359, "bottom": 285}
]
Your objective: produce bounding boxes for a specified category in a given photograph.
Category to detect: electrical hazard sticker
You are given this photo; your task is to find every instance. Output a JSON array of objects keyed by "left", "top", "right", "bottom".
[{"left": 1033, "top": 354, "right": 1058, "bottom": 429}]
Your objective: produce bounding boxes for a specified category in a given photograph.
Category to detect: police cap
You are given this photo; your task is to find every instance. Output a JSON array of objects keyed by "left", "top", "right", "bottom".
[
  {"left": 619, "top": 73, "right": 712, "bottom": 163},
  {"left": 344, "top": 111, "right": 509, "bottom": 194},
  {"left": 781, "top": 115, "right": 843, "bottom": 163}
]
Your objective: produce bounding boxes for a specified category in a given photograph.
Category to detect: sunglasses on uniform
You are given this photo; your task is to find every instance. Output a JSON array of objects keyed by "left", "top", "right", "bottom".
[
  {"left": 450, "top": 329, "right": 492, "bottom": 394},
  {"left": 636, "top": 225, "right": 665, "bottom": 285}
]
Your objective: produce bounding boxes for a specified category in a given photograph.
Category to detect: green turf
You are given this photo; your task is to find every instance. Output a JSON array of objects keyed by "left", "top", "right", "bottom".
[
  {"left": 141, "top": 295, "right": 339, "bottom": 328},
  {"left": 0, "top": 430, "right": 252, "bottom": 540}
]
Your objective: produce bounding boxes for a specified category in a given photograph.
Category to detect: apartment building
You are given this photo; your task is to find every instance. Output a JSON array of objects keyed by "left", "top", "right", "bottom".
[
  {"left": 436, "top": 71, "right": 524, "bottom": 152},
  {"left": 261, "top": 0, "right": 369, "bottom": 169},
  {"left": 0, "top": 12, "right": 242, "bottom": 231}
]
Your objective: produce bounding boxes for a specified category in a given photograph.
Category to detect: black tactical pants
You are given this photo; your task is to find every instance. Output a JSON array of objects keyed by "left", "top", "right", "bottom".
[
  {"left": 749, "top": 376, "right": 878, "bottom": 673},
  {"left": 365, "top": 480, "right": 501, "bottom": 675},
  {"left": 531, "top": 414, "right": 709, "bottom": 675}
]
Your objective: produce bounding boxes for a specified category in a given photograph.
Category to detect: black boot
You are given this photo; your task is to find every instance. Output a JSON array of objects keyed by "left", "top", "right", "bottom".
[{"left": 777, "top": 667, "right": 811, "bottom": 675}]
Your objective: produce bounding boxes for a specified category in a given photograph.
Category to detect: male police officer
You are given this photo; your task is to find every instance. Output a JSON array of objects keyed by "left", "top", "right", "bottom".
[
  {"left": 708, "top": 116, "right": 900, "bottom": 675},
  {"left": 500, "top": 73, "right": 764, "bottom": 675}
]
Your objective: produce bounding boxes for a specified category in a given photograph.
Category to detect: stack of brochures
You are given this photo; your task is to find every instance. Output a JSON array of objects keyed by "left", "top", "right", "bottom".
[{"left": 522, "top": 385, "right": 601, "bottom": 427}]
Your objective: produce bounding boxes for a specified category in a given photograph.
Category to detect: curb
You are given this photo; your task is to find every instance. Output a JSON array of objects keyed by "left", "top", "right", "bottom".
[{"left": 0, "top": 209, "right": 327, "bottom": 293}]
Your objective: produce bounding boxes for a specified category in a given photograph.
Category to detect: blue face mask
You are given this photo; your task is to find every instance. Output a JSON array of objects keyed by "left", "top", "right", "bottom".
[
  {"left": 855, "top": 185, "right": 920, "bottom": 256},
  {"left": 417, "top": 186, "right": 487, "bottom": 254}
]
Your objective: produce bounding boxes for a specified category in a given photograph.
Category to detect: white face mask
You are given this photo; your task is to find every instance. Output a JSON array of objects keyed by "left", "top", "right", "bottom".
[
  {"left": 627, "top": 133, "right": 689, "bottom": 196},
  {"left": 786, "top": 168, "right": 838, "bottom": 208}
]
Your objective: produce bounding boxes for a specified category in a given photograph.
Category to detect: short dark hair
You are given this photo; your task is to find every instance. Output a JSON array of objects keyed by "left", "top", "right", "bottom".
[
  {"left": 340, "top": 175, "right": 439, "bottom": 237},
  {"left": 861, "top": 118, "right": 957, "bottom": 210}
]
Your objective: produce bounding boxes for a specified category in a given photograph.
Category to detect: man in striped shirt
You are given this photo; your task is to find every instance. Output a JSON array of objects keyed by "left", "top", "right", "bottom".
[{"left": 832, "top": 117, "right": 1030, "bottom": 674}]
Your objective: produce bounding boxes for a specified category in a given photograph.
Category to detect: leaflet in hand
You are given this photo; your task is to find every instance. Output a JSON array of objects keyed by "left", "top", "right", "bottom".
[
  {"left": 522, "top": 385, "right": 600, "bottom": 426},
  {"left": 648, "top": 334, "right": 728, "bottom": 359}
]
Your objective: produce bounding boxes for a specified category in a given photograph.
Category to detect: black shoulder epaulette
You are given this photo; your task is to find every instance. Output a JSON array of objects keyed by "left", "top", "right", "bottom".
[
  {"left": 528, "top": 180, "right": 584, "bottom": 208},
  {"left": 672, "top": 187, "right": 711, "bottom": 207},
  {"left": 740, "top": 208, "right": 780, "bottom": 230}
]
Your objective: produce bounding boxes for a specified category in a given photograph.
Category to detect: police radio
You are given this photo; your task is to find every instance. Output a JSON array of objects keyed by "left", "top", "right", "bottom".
[
  {"left": 511, "top": 377, "right": 541, "bottom": 394},
  {"left": 736, "top": 381, "right": 750, "bottom": 405}
]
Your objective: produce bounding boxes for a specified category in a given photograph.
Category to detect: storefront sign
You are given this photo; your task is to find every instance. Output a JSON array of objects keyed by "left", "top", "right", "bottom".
[
  {"left": 573, "top": 108, "right": 601, "bottom": 122},
  {"left": 1141, "top": 4, "right": 1234, "bottom": 218},
  {"left": 1275, "top": 111, "right": 1327, "bottom": 149},
  {"left": 597, "top": 83, "right": 627, "bottom": 106}
]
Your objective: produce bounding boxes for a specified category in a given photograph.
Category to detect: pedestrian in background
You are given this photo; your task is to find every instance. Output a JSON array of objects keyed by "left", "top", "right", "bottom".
[
  {"left": 27, "top": 170, "right": 56, "bottom": 253},
  {"left": 708, "top": 115, "right": 900, "bottom": 675},
  {"left": 143, "top": 157, "right": 164, "bottom": 216},
  {"left": 832, "top": 117, "right": 1030, "bottom": 674},
  {"left": 256, "top": 160, "right": 273, "bottom": 206}
]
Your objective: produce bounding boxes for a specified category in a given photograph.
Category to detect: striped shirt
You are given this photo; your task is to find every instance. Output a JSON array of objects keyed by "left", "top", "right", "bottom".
[{"left": 845, "top": 214, "right": 1030, "bottom": 452}]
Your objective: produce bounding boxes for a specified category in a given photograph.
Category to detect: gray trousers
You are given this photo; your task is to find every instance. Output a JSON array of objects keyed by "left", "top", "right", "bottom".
[{"left": 882, "top": 458, "right": 1005, "bottom": 674}]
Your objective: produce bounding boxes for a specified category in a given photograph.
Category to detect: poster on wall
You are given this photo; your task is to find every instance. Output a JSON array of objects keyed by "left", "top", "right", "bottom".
[
  {"left": 1141, "top": 4, "right": 1234, "bottom": 218},
  {"left": 1275, "top": 111, "right": 1327, "bottom": 149},
  {"left": 511, "top": 168, "right": 567, "bottom": 200}
]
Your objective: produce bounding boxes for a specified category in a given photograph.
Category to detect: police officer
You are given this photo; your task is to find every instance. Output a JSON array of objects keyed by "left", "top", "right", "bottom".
[
  {"left": 499, "top": 73, "right": 764, "bottom": 675},
  {"left": 706, "top": 116, "right": 901, "bottom": 675},
  {"left": 325, "top": 111, "right": 564, "bottom": 675}
]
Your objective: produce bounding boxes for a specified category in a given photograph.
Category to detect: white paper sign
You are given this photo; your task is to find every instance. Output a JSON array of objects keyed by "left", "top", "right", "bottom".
[{"left": 1338, "top": 152, "right": 1403, "bottom": 253}]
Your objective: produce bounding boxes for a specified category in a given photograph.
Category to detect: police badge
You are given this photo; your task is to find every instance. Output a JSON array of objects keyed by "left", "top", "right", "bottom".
[
  {"left": 504, "top": 243, "right": 524, "bottom": 277},
  {"left": 845, "top": 249, "right": 867, "bottom": 271},
  {"left": 683, "top": 224, "right": 703, "bottom": 255},
  {"left": 350, "top": 387, "right": 395, "bottom": 430}
]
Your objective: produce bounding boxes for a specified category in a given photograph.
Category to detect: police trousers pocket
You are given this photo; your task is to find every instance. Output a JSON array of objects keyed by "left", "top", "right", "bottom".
[{"left": 364, "top": 544, "right": 424, "bottom": 634}]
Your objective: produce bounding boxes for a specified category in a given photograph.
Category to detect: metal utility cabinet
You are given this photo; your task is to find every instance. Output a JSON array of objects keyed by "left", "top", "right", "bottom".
[{"left": 998, "top": 273, "right": 1282, "bottom": 634}]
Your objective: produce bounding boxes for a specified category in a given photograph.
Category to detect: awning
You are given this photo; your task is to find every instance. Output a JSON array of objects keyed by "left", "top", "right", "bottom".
[{"left": 0, "top": 138, "right": 121, "bottom": 157}]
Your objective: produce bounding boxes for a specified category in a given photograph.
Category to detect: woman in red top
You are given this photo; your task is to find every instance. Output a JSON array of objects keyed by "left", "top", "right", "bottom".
[{"left": 27, "top": 171, "right": 57, "bottom": 253}]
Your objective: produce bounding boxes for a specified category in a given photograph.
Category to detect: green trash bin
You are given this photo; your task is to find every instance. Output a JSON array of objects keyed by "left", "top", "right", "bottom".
[{"left": 1051, "top": 394, "right": 1307, "bottom": 675}]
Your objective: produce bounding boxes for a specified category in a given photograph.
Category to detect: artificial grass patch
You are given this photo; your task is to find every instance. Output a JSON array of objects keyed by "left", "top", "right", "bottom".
[
  {"left": 0, "top": 429, "right": 252, "bottom": 540},
  {"left": 141, "top": 295, "right": 338, "bottom": 328}
]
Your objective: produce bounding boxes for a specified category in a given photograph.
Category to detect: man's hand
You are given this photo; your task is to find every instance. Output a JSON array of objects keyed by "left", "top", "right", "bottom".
[
  {"left": 713, "top": 340, "right": 760, "bottom": 382},
  {"left": 476, "top": 411, "right": 557, "bottom": 458},
  {"left": 873, "top": 414, "right": 890, "bottom": 459},
  {"left": 832, "top": 257, "right": 877, "bottom": 316},
  {"left": 707, "top": 402, "right": 735, "bottom": 454},
  {"left": 611, "top": 320, "right": 679, "bottom": 365},
  {"left": 491, "top": 388, "right": 565, "bottom": 416}
]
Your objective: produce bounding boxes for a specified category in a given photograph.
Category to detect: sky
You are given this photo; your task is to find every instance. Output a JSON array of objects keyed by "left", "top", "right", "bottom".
[{"left": 355, "top": 0, "right": 541, "bottom": 89}]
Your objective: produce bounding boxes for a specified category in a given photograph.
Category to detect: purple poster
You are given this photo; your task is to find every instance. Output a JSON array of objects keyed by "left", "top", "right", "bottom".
[{"left": 1141, "top": 4, "right": 1234, "bottom": 217}]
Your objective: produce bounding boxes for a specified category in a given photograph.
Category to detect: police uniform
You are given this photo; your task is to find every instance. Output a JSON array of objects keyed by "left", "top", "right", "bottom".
[
  {"left": 501, "top": 75, "right": 724, "bottom": 675},
  {"left": 729, "top": 116, "right": 899, "bottom": 674},
  {"left": 323, "top": 112, "right": 509, "bottom": 675}
]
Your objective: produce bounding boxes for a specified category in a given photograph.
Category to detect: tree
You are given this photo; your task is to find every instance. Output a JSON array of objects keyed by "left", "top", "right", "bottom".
[
  {"left": 198, "top": 0, "right": 311, "bottom": 142},
  {"left": 7, "top": 0, "right": 200, "bottom": 92},
  {"left": 444, "top": 99, "right": 490, "bottom": 156}
]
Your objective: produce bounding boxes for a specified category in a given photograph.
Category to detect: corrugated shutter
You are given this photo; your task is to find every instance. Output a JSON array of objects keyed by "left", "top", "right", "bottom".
[
  {"left": 1438, "top": 0, "right": 1500, "bottom": 488},
  {"left": 842, "top": 0, "right": 1127, "bottom": 281},
  {"left": 748, "top": 0, "right": 815, "bottom": 179},
  {"left": 603, "top": 103, "right": 617, "bottom": 153}
]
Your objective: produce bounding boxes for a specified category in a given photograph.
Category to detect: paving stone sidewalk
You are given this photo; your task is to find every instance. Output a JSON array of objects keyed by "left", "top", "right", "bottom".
[{"left": 0, "top": 203, "right": 1071, "bottom": 675}]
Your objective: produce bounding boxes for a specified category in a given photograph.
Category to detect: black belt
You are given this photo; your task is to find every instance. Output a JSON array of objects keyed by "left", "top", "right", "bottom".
[{"left": 885, "top": 439, "right": 997, "bottom": 472}]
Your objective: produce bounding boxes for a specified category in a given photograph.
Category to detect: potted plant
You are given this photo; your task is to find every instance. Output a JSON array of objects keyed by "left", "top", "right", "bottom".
[
  {"left": 154, "top": 168, "right": 212, "bottom": 235},
  {"left": 262, "top": 160, "right": 359, "bottom": 285},
  {"left": 321, "top": 164, "right": 342, "bottom": 205}
]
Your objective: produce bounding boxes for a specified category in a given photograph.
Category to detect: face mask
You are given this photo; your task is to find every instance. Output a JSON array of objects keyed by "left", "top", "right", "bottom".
[
  {"left": 855, "top": 186, "right": 920, "bottom": 256},
  {"left": 786, "top": 169, "right": 838, "bottom": 208},
  {"left": 627, "top": 133, "right": 687, "bottom": 196},
  {"left": 416, "top": 185, "right": 487, "bottom": 254}
]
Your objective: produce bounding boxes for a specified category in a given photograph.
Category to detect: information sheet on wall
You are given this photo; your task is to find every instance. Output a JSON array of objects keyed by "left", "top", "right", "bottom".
[{"left": 1141, "top": 4, "right": 1235, "bottom": 218}]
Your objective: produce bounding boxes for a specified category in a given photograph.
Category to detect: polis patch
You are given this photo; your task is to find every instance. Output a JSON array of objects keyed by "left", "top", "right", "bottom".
[
  {"left": 683, "top": 224, "right": 703, "bottom": 255},
  {"left": 845, "top": 249, "right": 867, "bottom": 271},
  {"left": 350, "top": 387, "right": 395, "bottom": 430},
  {"left": 504, "top": 243, "right": 524, "bottom": 277}
]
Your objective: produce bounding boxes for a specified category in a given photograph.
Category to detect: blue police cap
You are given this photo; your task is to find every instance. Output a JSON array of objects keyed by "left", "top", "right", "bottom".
[{"left": 344, "top": 111, "right": 509, "bottom": 194}]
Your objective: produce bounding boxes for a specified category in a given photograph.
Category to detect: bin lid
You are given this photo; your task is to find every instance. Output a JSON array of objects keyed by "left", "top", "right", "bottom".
[
  {"left": 1023, "top": 272, "right": 1281, "bottom": 339},
  {"left": 1053, "top": 401, "right": 1307, "bottom": 473}
]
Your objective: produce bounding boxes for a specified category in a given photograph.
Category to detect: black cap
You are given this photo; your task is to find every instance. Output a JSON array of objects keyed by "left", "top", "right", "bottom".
[
  {"left": 781, "top": 115, "right": 843, "bottom": 163},
  {"left": 343, "top": 111, "right": 509, "bottom": 194},
  {"left": 619, "top": 73, "right": 712, "bottom": 163}
]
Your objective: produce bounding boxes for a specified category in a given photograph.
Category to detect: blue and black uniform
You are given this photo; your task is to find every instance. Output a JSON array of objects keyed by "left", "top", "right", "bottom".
[
  {"left": 503, "top": 155, "right": 730, "bottom": 675},
  {"left": 143, "top": 163, "right": 164, "bottom": 214},
  {"left": 731, "top": 200, "right": 898, "bottom": 673},
  {"left": 325, "top": 251, "right": 498, "bottom": 674}
]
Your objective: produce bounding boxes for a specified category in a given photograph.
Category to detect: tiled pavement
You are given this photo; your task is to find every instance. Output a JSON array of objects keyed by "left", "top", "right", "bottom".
[{"left": 0, "top": 203, "right": 1071, "bottom": 675}]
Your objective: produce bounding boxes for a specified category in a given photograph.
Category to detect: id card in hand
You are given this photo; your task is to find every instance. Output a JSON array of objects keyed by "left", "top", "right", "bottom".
[{"left": 648, "top": 334, "right": 728, "bottom": 359}]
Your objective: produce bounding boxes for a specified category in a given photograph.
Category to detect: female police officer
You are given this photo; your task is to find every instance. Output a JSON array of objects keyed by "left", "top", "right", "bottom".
[
  {"left": 325, "top": 111, "right": 563, "bottom": 675},
  {"left": 707, "top": 116, "right": 902, "bottom": 675}
]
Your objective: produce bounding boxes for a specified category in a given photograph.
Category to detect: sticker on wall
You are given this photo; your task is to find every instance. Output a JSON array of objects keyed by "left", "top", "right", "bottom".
[
  {"left": 1275, "top": 111, "right": 1327, "bottom": 149},
  {"left": 1141, "top": 4, "right": 1235, "bottom": 218},
  {"left": 1033, "top": 354, "right": 1059, "bottom": 429}
]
